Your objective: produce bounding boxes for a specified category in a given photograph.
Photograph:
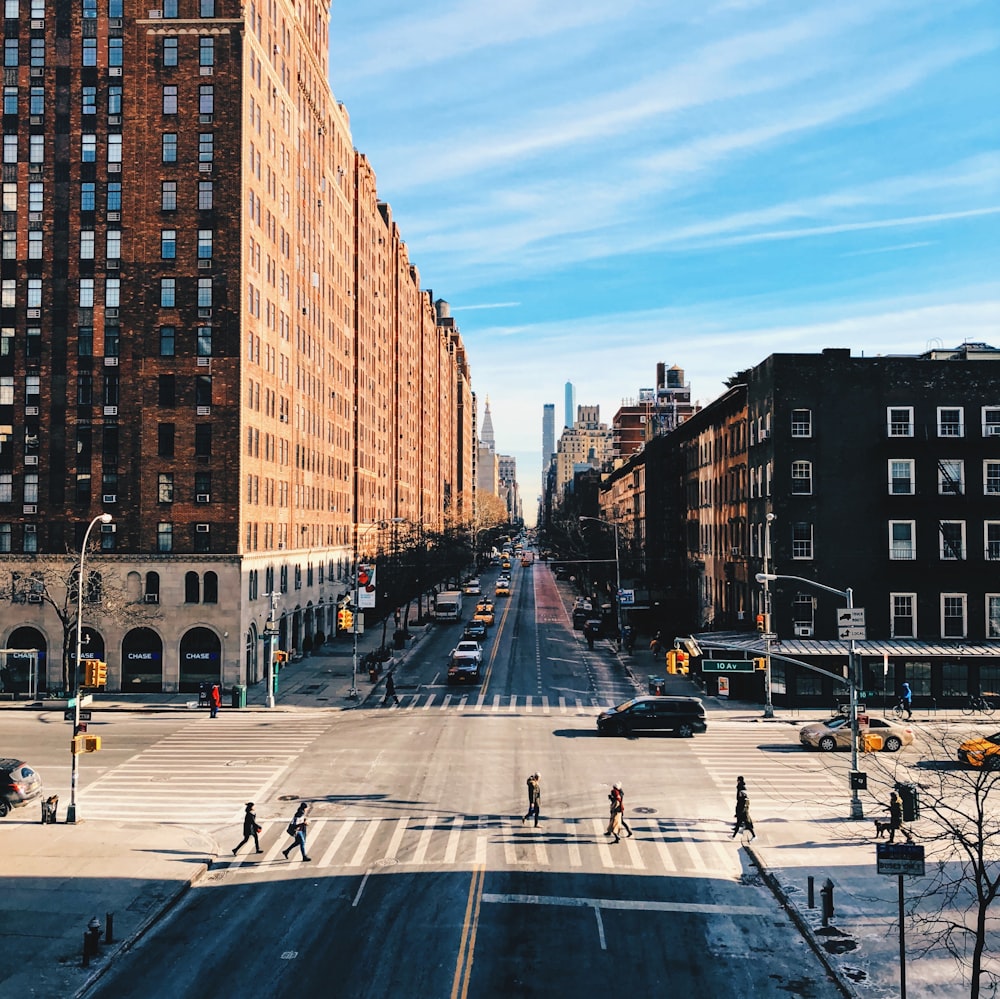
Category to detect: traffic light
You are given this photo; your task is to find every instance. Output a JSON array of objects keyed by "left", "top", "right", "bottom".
[
  {"left": 665, "top": 650, "right": 677, "bottom": 674},
  {"left": 756, "top": 613, "right": 765, "bottom": 633},
  {"left": 72, "top": 734, "right": 102, "bottom": 754},
  {"left": 337, "top": 607, "right": 353, "bottom": 632},
  {"left": 94, "top": 660, "right": 107, "bottom": 686},
  {"left": 895, "top": 782, "right": 920, "bottom": 821},
  {"left": 754, "top": 658, "right": 767, "bottom": 671},
  {"left": 674, "top": 650, "right": 688, "bottom": 675}
]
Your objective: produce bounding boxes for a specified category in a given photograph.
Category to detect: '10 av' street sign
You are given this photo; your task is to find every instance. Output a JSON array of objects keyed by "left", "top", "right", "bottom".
[{"left": 702, "top": 659, "right": 755, "bottom": 673}]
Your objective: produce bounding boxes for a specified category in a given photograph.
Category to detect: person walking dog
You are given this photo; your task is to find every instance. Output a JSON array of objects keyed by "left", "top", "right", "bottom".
[{"left": 233, "top": 802, "right": 263, "bottom": 855}]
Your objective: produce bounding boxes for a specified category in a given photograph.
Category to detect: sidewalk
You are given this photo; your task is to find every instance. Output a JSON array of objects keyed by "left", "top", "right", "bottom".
[{"left": 2, "top": 621, "right": 963, "bottom": 997}]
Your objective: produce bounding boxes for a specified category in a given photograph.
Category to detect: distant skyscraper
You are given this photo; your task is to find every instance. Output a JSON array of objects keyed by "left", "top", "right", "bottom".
[
  {"left": 480, "top": 397, "right": 496, "bottom": 453},
  {"left": 542, "top": 404, "right": 555, "bottom": 473},
  {"left": 564, "top": 382, "right": 576, "bottom": 429}
]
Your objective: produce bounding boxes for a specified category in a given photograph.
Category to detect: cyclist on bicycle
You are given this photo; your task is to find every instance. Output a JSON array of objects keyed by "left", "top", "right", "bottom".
[{"left": 899, "top": 681, "right": 913, "bottom": 720}]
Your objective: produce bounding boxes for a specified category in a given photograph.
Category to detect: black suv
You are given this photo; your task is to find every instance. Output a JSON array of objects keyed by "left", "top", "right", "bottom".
[
  {"left": 0, "top": 759, "right": 43, "bottom": 816},
  {"left": 597, "top": 696, "right": 707, "bottom": 738}
]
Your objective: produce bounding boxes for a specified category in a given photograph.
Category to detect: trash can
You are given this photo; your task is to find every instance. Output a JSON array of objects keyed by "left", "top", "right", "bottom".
[
  {"left": 41, "top": 794, "right": 58, "bottom": 824},
  {"left": 393, "top": 629, "right": 406, "bottom": 650},
  {"left": 648, "top": 676, "right": 665, "bottom": 695},
  {"left": 231, "top": 684, "right": 247, "bottom": 709},
  {"left": 863, "top": 733, "right": 883, "bottom": 752},
  {"left": 198, "top": 682, "right": 209, "bottom": 708}
]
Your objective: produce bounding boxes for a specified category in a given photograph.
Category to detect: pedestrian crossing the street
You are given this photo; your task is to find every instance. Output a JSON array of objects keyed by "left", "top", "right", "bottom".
[
  {"left": 79, "top": 716, "right": 330, "bottom": 825},
  {"left": 227, "top": 813, "right": 746, "bottom": 880}
]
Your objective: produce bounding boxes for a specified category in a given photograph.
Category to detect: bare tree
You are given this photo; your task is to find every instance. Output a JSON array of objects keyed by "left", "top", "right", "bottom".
[
  {"left": 862, "top": 727, "right": 1000, "bottom": 997},
  {"left": 3, "top": 553, "right": 160, "bottom": 693}
]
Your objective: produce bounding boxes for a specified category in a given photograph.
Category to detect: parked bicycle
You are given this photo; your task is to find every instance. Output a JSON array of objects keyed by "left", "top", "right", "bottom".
[{"left": 962, "top": 694, "right": 995, "bottom": 716}]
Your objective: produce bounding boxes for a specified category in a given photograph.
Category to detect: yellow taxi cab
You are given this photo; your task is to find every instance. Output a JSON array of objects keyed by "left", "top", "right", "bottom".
[
  {"left": 958, "top": 731, "right": 1000, "bottom": 769},
  {"left": 495, "top": 581, "right": 510, "bottom": 597},
  {"left": 473, "top": 602, "right": 495, "bottom": 627}
]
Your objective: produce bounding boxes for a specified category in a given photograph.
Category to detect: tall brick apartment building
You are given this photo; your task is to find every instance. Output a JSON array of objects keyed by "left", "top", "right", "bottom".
[{"left": 0, "top": 0, "right": 475, "bottom": 692}]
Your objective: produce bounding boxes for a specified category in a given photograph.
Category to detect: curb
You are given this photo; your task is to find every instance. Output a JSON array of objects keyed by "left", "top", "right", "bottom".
[{"left": 745, "top": 843, "right": 860, "bottom": 999}]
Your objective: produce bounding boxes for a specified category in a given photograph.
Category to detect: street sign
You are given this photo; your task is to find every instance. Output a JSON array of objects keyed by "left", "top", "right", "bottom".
[
  {"left": 80, "top": 694, "right": 93, "bottom": 707},
  {"left": 702, "top": 659, "right": 755, "bottom": 673},
  {"left": 618, "top": 589, "right": 635, "bottom": 606},
  {"left": 838, "top": 626, "right": 867, "bottom": 640},
  {"left": 838, "top": 608, "right": 866, "bottom": 625},
  {"left": 877, "top": 842, "right": 925, "bottom": 876},
  {"left": 760, "top": 632, "right": 778, "bottom": 641},
  {"left": 65, "top": 709, "right": 92, "bottom": 722}
]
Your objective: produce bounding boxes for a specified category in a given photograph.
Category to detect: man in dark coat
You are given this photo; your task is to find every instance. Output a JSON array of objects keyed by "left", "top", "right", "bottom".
[
  {"left": 233, "top": 802, "right": 263, "bottom": 855},
  {"left": 888, "top": 790, "right": 913, "bottom": 843},
  {"left": 733, "top": 789, "right": 755, "bottom": 839},
  {"left": 382, "top": 671, "right": 400, "bottom": 706},
  {"left": 522, "top": 773, "right": 540, "bottom": 827}
]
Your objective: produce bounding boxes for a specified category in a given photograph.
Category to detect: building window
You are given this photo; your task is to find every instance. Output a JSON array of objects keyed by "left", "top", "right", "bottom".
[
  {"left": 1, "top": 232, "right": 15, "bottom": 260},
  {"left": 887, "top": 407, "right": 913, "bottom": 437},
  {"left": 29, "top": 86, "right": 43, "bottom": 114},
  {"left": 0, "top": 524, "right": 9, "bottom": 552},
  {"left": 107, "top": 183, "right": 121, "bottom": 211},
  {"left": 162, "top": 36, "right": 178, "bottom": 66},
  {"left": 199, "top": 85, "right": 213, "bottom": 115},
  {"left": 77, "top": 326, "right": 93, "bottom": 356},
  {"left": 889, "top": 521, "right": 915, "bottom": 560},
  {"left": 145, "top": 571, "right": 160, "bottom": 601},
  {"left": 163, "top": 0, "right": 178, "bottom": 15},
  {"left": 791, "top": 522, "right": 812, "bottom": 560},
  {"left": 937, "top": 407, "right": 963, "bottom": 437},
  {"left": 157, "top": 522, "right": 173, "bottom": 552},
  {"left": 107, "top": 134, "right": 121, "bottom": 164},
  {"left": 198, "top": 132, "right": 214, "bottom": 162},
  {"left": 24, "top": 471, "right": 39, "bottom": 503},
  {"left": 108, "top": 85, "right": 122, "bottom": 115},
  {"left": 889, "top": 459, "right": 914, "bottom": 495},
  {"left": 196, "top": 325, "right": 212, "bottom": 356},
  {"left": 81, "top": 38, "right": 96, "bottom": 66},
  {"left": 104, "top": 325, "right": 119, "bottom": 357},
  {"left": 984, "top": 461, "right": 1000, "bottom": 496},
  {"left": 938, "top": 460, "right": 964, "bottom": 495},
  {"left": 26, "top": 279, "right": 41, "bottom": 308},
  {"left": 940, "top": 521, "right": 965, "bottom": 560},
  {"left": 27, "top": 231, "right": 41, "bottom": 259},
  {"left": 80, "top": 231, "right": 95, "bottom": 259},
  {"left": 24, "top": 526, "right": 37, "bottom": 553},
  {"left": 185, "top": 571, "right": 200, "bottom": 602},
  {"left": 198, "top": 277, "right": 212, "bottom": 308},
  {"left": 198, "top": 181, "right": 213, "bottom": 210},
  {"left": 981, "top": 406, "right": 1000, "bottom": 437},
  {"left": 987, "top": 595, "right": 1000, "bottom": 638},
  {"left": 197, "top": 229, "right": 212, "bottom": 259},
  {"left": 107, "top": 37, "right": 122, "bottom": 66},
  {"left": 105, "top": 278, "right": 120, "bottom": 308},
  {"left": 158, "top": 374, "right": 175, "bottom": 407},
  {"left": 4, "top": 39, "right": 17, "bottom": 68},
  {"left": 158, "top": 422, "right": 175, "bottom": 457},
  {"left": 162, "top": 85, "right": 177, "bottom": 115},
  {"left": 2, "top": 182, "right": 15, "bottom": 211},
  {"left": 790, "top": 460, "right": 812, "bottom": 495},
  {"left": 790, "top": 409, "right": 811, "bottom": 437},
  {"left": 199, "top": 37, "right": 214, "bottom": 66},
  {"left": 160, "top": 278, "right": 175, "bottom": 308},
  {"left": 29, "top": 37, "right": 43, "bottom": 67},
  {"left": 942, "top": 594, "right": 966, "bottom": 638},
  {"left": 79, "top": 183, "right": 95, "bottom": 211},
  {"left": 3, "top": 87, "right": 16, "bottom": 114},
  {"left": 194, "top": 528, "right": 211, "bottom": 555},
  {"left": 106, "top": 230, "right": 121, "bottom": 260},
  {"left": 159, "top": 325, "right": 175, "bottom": 356},
  {"left": 160, "top": 229, "right": 176, "bottom": 259},
  {"left": 161, "top": 181, "right": 176, "bottom": 211},
  {"left": 28, "top": 134, "right": 43, "bottom": 164},
  {"left": 81, "top": 134, "right": 96, "bottom": 162},
  {"left": 1, "top": 136, "right": 15, "bottom": 164},
  {"left": 195, "top": 375, "right": 212, "bottom": 407},
  {"left": 195, "top": 423, "right": 212, "bottom": 457},
  {"left": 158, "top": 473, "right": 174, "bottom": 504},
  {"left": 985, "top": 522, "right": 1000, "bottom": 561},
  {"left": 200, "top": 0, "right": 215, "bottom": 15},
  {"left": 79, "top": 278, "right": 94, "bottom": 308},
  {"left": 162, "top": 133, "right": 177, "bottom": 163}
]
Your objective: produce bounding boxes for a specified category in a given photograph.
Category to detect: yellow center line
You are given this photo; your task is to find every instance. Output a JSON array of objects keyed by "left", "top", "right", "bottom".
[
  {"left": 450, "top": 863, "right": 486, "bottom": 999},
  {"left": 480, "top": 579, "right": 514, "bottom": 693}
]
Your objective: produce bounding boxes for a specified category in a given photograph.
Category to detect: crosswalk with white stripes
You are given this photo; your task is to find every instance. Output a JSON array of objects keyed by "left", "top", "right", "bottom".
[
  {"left": 79, "top": 716, "right": 330, "bottom": 825},
  {"left": 365, "top": 692, "right": 623, "bottom": 713},
  {"left": 227, "top": 813, "right": 745, "bottom": 879}
]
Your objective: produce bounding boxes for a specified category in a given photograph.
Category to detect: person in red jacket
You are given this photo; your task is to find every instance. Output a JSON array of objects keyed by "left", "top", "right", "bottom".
[{"left": 209, "top": 683, "right": 222, "bottom": 718}]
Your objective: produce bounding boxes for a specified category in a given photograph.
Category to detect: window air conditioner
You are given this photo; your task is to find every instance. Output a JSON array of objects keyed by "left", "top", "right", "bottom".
[
  {"left": 198, "top": 307, "right": 212, "bottom": 318},
  {"left": 30, "top": 67, "right": 44, "bottom": 78},
  {"left": 196, "top": 406, "right": 211, "bottom": 415},
  {"left": 987, "top": 426, "right": 1000, "bottom": 436},
  {"left": 29, "top": 115, "right": 41, "bottom": 125},
  {"left": 100, "top": 523, "right": 116, "bottom": 533},
  {"left": 103, "top": 406, "right": 118, "bottom": 416},
  {"left": 196, "top": 357, "right": 210, "bottom": 366},
  {"left": 148, "top": 9, "right": 162, "bottom": 16},
  {"left": 109, "top": 17, "right": 123, "bottom": 27},
  {"left": 24, "top": 524, "right": 36, "bottom": 533},
  {"left": 30, "top": 18, "right": 43, "bottom": 28},
  {"left": 762, "top": 429, "right": 771, "bottom": 439},
  {"left": 197, "top": 259, "right": 212, "bottom": 269},
  {"left": 24, "top": 454, "right": 37, "bottom": 465},
  {"left": 196, "top": 493, "right": 211, "bottom": 503},
  {"left": 102, "top": 494, "right": 117, "bottom": 503},
  {"left": 196, "top": 523, "right": 210, "bottom": 533},
  {"left": 25, "top": 406, "right": 39, "bottom": 415},
  {"left": 104, "top": 357, "right": 119, "bottom": 366},
  {"left": 794, "top": 623, "right": 814, "bottom": 637},
  {"left": 23, "top": 504, "right": 37, "bottom": 514},
  {"left": 144, "top": 593, "right": 159, "bottom": 603},
  {"left": 108, "top": 67, "right": 122, "bottom": 77},
  {"left": 27, "top": 593, "right": 43, "bottom": 603}
]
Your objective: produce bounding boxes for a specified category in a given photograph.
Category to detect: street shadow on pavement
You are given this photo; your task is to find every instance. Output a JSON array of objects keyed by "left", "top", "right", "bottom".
[{"left": 550, "top": 728, "right": 600, "bottom": 738}]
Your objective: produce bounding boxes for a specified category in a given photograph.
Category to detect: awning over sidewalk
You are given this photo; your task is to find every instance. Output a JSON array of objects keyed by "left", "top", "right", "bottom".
[{"left": 692, "top": 631, "right": 1000, "bottom": 658}]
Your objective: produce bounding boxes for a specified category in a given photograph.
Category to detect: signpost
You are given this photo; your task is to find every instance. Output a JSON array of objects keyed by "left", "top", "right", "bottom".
[
  {"left": 877, "top": 841, "right": 925, "bottom": 999},
  {"left": 618, "top": 589, "right": 635, "bottom": 606},
  {"left": 838, "top": 606, "right": 866, "bottom": 641},
  {"left": 702, "top": 658, "right": 755, "bottom": 673}
]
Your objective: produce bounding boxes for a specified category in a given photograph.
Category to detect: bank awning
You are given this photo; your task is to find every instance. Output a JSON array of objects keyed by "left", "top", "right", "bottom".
[{"left": 692, "top": 631, "right": 1000, "bottom": 658}]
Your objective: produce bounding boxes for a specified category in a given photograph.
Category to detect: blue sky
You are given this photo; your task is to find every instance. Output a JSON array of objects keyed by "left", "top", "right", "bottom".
[{"left": 328, "top": 0, "right": 1000, "bottom": 522}]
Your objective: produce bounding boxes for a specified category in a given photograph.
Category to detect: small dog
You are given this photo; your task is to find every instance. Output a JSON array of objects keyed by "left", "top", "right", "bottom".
[{"left": 874, "top": 818, "right": 892, "bottom": 838}]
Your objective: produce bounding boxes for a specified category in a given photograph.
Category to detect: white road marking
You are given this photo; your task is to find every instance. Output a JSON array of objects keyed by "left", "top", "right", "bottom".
[{"left": 481, "top": 893, "right": 769, "bottom": 915}]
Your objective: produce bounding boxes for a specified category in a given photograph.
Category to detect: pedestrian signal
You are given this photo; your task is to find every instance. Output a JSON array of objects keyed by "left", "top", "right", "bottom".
[
  {"left": 895, "top": 781, "right": 920, "bottom": 821},
  {"left": 274, "top": 650, "right": 288, "bottom": 664},
  {"left": 754, "top": 658, "right": 767, "bottom": 671}
]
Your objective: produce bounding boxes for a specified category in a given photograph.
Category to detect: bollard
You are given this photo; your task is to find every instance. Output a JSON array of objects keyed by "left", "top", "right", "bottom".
[
  {"left": 105, "top": 911, "right": 114, "bottom": 944},
  {"left": 87, "top": 916, "right": 102, "bottom": 955},
  {"left": 820, "top": 878, "right": 835, "bottom": 926},
  {"left": 807, "top": 875, "right": 815, "bottom": 909},
  {"left": 82, "top": 931, "right": 91, "bottom": 968}
]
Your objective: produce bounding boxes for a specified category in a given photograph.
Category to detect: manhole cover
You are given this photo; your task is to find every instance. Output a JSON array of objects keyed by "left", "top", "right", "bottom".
[
  {"left": 633, "top": 806, "right": 656, "bottom": 814},
  {"left": 373, "top": 858, "right": 398, "bottom": 868},
  {"left": 226, "top": 760, "right": 248, "bottom": 767},
  {"left": 278, "top": 794, "right": 300, "bottom": 801}
]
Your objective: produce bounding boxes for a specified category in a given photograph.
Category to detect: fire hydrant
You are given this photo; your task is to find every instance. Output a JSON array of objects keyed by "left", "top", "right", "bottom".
[
  {"left": 88, "top": 916, "right": 102, "bottom": 949},
  {"left": 820, "top": 878, "right": 835, "bottom": 926}
]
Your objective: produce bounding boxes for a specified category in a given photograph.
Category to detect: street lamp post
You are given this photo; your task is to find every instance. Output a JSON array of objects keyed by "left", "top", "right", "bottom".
[
  {"left": 579, "top": 516, "right": 622, "bottom": 647},
  {"left": 263, "top": 590, "right": 280, "bottom": 709},
  {"left": 762, "top": 514, "right": 776, "bottom": 719},
  {"left": 350, "top": 521, "right": 386, "bottom": 699},
  {"left": 756, "top": 571, "right": 864, "bottom": 818},
  {"left": 66, "top": 512, "right": 112, "bottom": 824}
]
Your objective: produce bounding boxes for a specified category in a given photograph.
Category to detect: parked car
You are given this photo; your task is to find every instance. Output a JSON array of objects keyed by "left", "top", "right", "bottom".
[
  {"left": 957, "top": 731, "right": 1000, "bottom": 769},
  {"left": 463, "top": 620, "right": 488, "bottom": 641},
  {"left": 597, "top": 696, "right": 707, "bottom": 737},
  {"left": 798, "top": 716, "right": 914, "bottom": 752},
  {"left": 448, "top": 640, "right": 484, "bottom": 684},
  {"left": 0, "top": 759, "right": 43, "bottom": 817}
]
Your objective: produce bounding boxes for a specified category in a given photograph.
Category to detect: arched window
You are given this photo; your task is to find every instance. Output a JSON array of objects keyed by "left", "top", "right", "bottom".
[
  {"left": 184, "top": 571, "right": 200, "bottom": 603},
  {"left": 145, "top": 571, "right": 160, "bottom": 603},
  {"left": 203, "top": 571, "right": 218, "bottom": 603}
]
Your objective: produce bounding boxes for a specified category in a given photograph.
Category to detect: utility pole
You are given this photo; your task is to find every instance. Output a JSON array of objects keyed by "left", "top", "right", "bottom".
[{"left": 264, "top": 590, "right": 280, "bottom": 709}]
